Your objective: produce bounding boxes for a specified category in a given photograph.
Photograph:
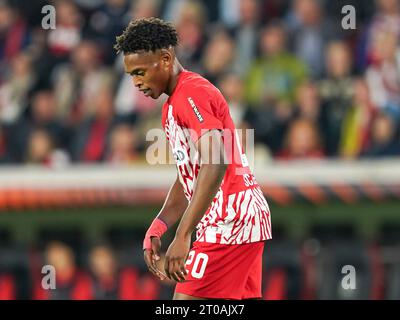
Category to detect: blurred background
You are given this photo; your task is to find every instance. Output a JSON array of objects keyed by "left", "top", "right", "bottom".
[{"left": 0, "top": 0, "right": 400, "bottom": 300}]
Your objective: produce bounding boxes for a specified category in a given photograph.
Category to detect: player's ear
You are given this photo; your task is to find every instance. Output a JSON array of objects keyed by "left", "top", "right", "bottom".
[{"left": 160, "top": 49, "right": 173, "bottom": 69}]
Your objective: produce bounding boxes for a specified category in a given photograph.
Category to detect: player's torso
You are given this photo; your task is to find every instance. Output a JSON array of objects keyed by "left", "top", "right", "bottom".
[{"left": 162, "top": 71, "right": 272, "bottom": 244}]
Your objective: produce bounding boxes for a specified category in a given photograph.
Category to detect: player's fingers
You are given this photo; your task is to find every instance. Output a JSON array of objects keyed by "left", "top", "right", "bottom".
[
  {"left": 167, "top": 258, "right": 179, "bottom": 282},
  {"left": 151, "top": 237, "right": 161, "bottom": 261},
  {"left": 172, "top": 260, "right": 186, "bottom": 282},
  {"left": 177, "top": 260, "right": 187, "bottom": 281},
  {"left": 170, "top": 270, "right": 181, "bottom": 282},
  {"left": 164, "top": 255, "right": 172, "bottom": 280},
  {"left": 143, "top": 249, "right": 153, "bottom": 269},
  {"left": 144, "top": 250, "right": 164, "bottom": 279},
  {"left": 150, "top": 255, "right": 166, "bottom": 280},
  {"left": 180, "top": 263, "right": 188, "bottom": 276}
]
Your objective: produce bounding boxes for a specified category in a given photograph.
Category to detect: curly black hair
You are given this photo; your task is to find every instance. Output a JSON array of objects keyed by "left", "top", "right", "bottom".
[{"left": 114, "top": 17, "right": 179, "bottom": 54}]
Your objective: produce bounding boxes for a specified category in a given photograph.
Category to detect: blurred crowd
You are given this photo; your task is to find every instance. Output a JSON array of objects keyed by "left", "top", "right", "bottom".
[
  {"left": 1, "top": 0, "right": 400, "bottom": 166},
  {"left": 0, "top": 238, "right": 177, "bottom": 299},
  {"left": 1, "top": 223, "right": 400, "bottom": 300}
]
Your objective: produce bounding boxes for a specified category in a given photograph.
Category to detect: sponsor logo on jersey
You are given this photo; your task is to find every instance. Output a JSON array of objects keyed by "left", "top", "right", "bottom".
[
  {"left": 173, "top": 147, "right": 188, "bottom": 165},
  {"left": 188, "top": 97, "right": 204, "bottom": 123}
]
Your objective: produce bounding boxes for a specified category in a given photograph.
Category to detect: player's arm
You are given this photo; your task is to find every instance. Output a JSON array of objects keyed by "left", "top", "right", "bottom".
[
  {"left": 164, "top": 129, "right": 227, "bottom": 282},
  {"left": 143, "top": 174, "right": 188, "bottom": 280}
]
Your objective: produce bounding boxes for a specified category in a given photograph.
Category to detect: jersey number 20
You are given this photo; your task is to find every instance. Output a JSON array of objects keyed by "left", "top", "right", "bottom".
[{"left": 185, "top": 251, "right": 209, "bottom": 279}]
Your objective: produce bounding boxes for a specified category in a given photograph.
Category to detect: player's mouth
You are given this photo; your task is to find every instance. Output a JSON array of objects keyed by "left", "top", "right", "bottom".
[{"left": 140, "top": 88, "right": 152, "bottom": 97}]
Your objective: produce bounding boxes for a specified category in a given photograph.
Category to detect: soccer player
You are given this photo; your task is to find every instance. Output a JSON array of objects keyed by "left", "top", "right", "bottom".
[{"left": 114, "top": 18, "right": 272, "bottom": 300}]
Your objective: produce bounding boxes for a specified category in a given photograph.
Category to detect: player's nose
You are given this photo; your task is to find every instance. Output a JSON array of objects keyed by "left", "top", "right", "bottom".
[{"left": 132, "top": 76, "right": 143, "bottom": 89}]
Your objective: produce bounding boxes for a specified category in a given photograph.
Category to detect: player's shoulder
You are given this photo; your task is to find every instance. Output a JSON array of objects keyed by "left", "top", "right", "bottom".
[{"left": 177, "top": 70, "right": 222, "bottom": 101}]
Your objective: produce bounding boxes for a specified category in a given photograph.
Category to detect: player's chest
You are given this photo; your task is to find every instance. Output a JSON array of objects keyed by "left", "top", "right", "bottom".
[{"left": 162, "top": 104, "right": 198, "bottom": 166}]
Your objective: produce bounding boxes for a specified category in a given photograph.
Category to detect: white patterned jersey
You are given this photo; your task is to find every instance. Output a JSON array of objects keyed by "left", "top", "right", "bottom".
[{"left": 162, "top": 70, "right": 272, "bottom": 244}]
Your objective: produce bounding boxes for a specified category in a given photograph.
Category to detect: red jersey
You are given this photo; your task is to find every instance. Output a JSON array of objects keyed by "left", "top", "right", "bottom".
[{"left": 162, "top": 70, "right": 272, "bottom": 245}]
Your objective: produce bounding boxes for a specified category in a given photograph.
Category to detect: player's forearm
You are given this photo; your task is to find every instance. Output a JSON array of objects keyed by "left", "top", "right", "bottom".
[
  {"left": 175, "top": 163, "right": 227, "bottom": 239},
  {"left": 156, "top": 177, "right": 188, "bottom": 228}
]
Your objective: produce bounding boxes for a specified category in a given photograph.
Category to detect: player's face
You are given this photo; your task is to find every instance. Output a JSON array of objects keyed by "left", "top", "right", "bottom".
[{"left": 124, "top": 50, "right": 171, "bottom": 99}]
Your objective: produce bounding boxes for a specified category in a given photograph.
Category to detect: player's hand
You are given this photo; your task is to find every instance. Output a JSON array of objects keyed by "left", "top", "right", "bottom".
[
  {"left": 143, "top": 237, "right": 167, "bottom": 281},
  {"left": 164, "top": 234, "right": 190, "bottom": 282}
]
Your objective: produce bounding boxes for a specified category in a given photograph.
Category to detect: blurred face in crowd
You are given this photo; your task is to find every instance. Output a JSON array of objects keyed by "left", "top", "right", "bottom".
[
  {"left": 239, "top": 0, "right": 259, "bottom": 25},
  {"left": 130, "top": 0, "right": 158, "bottom": 19},
  {"left": 294, "top": 0, "right": 322, "bottom": 26},
  {"left": 27, "top": 129, "right": 53, "bottom": 163},
  {"left": 32, "top": 91, "right": 56, "bottom": 123},
  {"left": 219, "top": 74, "right": 244, "bottom": 103},
  {"left": 203, "top": 31, "right": 235, "bottom": 74},
  {"left": 176, "top": 2, "right": 204, "bottom": 50},
  {"left": 72, "top": 41, "right": 100, "bottom": 73},
  {"left": 286, "top": 119, "right": 321, "bottom": 157},
  {"left": 376, "top": 0, "right": 400, "bottom": 14},
  {"left": 326, "top": 42, "right": 352, "bottom": 78},
  {"left": 0, "top": 3, "right": 15, "bottom": 33},
  {"left": 296, "top": 83, "right": 320, "bottom": 120},
  {"left": 11, "top": 53, "right": 32, "bottom": 77},
  {"left": 372, "top": 113, "right": 396, "bottom": 145},
  {"left": 56, "top": 0, "right": 81, "bottom": 27},
  {"left": 124, "top": 48, "right": 174, "bottom": 99},
  {"left": 110, "top": 124, "right": 136, "bottom": 159},
  {"left": 372, "top": 31, "right": 398, "bottom": 62},
  {"left": 45, "top": 242, "right": 76, "bottom": 277},
  {"left": 94, "top": 87, "right": 114, "bottom": 120},
  {"left": 89, "top": 246, "right": 116, "bottom": 279},
  {"left": 261, "top": 25, "right": 287, "bottom": 56}
]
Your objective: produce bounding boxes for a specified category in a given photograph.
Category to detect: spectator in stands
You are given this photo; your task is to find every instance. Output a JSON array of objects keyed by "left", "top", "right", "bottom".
[
  {"left": 277, "top": 118, "right": 325, "bottom": 160},
  {"left": 52, "top": 40, "right": 115, "bottom": 123},
  {"left": 161, "top": 0, "right": 219, "bottom": 25},
  {"left": 25, "top": 128, "right": 55, "bottom": 165},
  {"left": 9, "top": 90, "right": 69, "bottom": 163},
  {"left": 217, "top": 73, "right": 249, "bottom": 128},
  {"left": 245, "top": 21, "right": 309, "bottom": 110},
  {"left": 294, "top": 82, "right": 322, "bottom": 124},
  {"left": 287, "top": 0, "right": 340, "bottom": 79},
  {"left": 0, "top": 52, "right": 35, "bottom": 126},
  {"left": 244, "top": 22, "right": 309, "bottom": 153},
  {"left": 229, "top": 0, "right": 261, "bottom": 75},
  {"left": 340, "top": 79, "right": 376, "bottom": 159},
  {"left": 25, "top": 128, "right": 69, "bottom": 167},
  {"left": 318, "top": 41, "right": 355, "bottom": 156},
  {"left": 33, "top": 241, "right": 91, "bottom": 300},
  {"left": 46, "top": 0, "right": 82, "bottom": 60},
  {"left": 106, "top": 123, "right": 139, "bottom": 165},
  {"left": 362, "top": 112, "right": 400, "bottom": 157},
  {"left": 201, "top": 28, "right": 236, "bottom": 84},
  {"left": 365, "top": 30, "right": 400, "bottom": 120},
  {"left": 87, "top": 0, "right": 131, "bottom": 65},
  {"left": 287, "top": 81, "right": 326, "bottom": 153},
  {"left": 0, "top": 0, "right": 31, "bottom": 82},
  {"left": 130, "top": 0, "right": 160, "bottom": 21},
  {"left": 88, "top": 244, "right": 121, "bottom": 299},
  {"left": 358, "top": 0, "right": 400, "bottom": 70},
  {"left": 174, "top": 0, "right": 207, "bottom": 73},
  {"left": 88, "top": 244, "right": 160, "bottom": 299},
  {"left": 69, "top": 86, "right": 116, "bottom": 162}
]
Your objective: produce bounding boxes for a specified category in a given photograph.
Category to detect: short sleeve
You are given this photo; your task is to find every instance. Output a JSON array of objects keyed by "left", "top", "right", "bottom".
[{"left": 177, "top": 89, "right": 224, "bottom": 143}]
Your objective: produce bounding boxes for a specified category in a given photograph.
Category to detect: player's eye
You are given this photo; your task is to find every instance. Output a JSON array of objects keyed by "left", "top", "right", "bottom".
[{"left": 130, "top": 70, "right": 145, "bottom": 77}]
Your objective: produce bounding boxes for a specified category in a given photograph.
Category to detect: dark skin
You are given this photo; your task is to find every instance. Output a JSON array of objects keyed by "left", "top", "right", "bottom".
[{"left": 124, "top": 48, "right": 228, "bottom": 300}]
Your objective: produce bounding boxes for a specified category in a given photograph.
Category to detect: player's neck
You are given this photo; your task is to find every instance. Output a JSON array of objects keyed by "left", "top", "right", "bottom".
[{"left": 165, "top": 59, "right": 185, "bottom": 96}]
